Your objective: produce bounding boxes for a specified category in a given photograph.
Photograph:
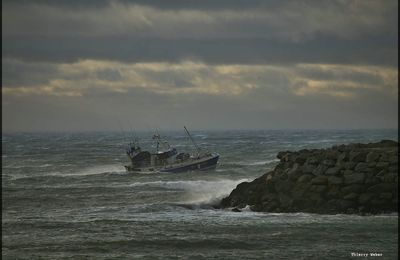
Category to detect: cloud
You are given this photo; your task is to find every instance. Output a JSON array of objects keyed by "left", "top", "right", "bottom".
[
  {"left": 3, "top": 1, "right": 396, "bottom": 38},
  {"left": 2, "top": 0, "right": 398, "bottom": 131},
  {"left": 2, "top": 1, "right": 398, "bottom": 66},
  {"left": 2, "top": 59, "right": 397, "bottom": 100}
]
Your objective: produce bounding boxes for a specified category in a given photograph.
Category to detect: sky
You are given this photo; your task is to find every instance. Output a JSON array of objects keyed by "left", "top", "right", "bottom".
[{"left": 2, "top": 0, "right": 398, "bottom": 132}]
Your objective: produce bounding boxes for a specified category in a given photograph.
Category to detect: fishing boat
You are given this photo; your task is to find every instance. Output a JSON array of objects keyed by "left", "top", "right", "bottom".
[{"left": 124, "top": 127, "right": 219, "bottom": 173}]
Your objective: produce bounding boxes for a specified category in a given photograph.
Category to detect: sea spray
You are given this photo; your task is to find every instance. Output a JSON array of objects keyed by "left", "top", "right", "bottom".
[{"left": 129, "top": 179, "right": 250, "bottom": 206}]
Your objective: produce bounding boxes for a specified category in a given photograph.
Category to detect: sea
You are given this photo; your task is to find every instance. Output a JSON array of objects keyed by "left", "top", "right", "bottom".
[{"left": 2, "top": 129, "right": 398, "bottom": 259}]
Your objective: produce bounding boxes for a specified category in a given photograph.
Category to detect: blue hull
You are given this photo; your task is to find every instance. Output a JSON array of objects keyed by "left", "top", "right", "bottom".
[{"left": 159, "top": 155, "right": 219, "bottom": 173}]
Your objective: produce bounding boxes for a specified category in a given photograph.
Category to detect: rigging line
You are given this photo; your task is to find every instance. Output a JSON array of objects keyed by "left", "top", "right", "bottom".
[
  {"left": 128, "top": 121, "right": 138, "bottom": 145},
  {"left": 184, "top": 126, "right": 200, "bottom": 156}
]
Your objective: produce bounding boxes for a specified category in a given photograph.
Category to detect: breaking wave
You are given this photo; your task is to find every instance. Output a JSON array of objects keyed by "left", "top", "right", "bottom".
[{"left": 130, "top": 178, "right": 249, "bottom": 205}]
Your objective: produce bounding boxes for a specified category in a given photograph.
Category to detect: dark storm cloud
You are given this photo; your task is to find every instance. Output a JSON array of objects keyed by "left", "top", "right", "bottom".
[
  {"left": 2, "top": 0, "right": 398, "bottom": 66},
  {"left": 1, "top": 59, "right": 57, "bottom": 87},
  {"left": 2, "top": 34, "right": 397, "bottom": 66},
  {"left": 1, "top": 0, "right": 285, "bottom": 11}
]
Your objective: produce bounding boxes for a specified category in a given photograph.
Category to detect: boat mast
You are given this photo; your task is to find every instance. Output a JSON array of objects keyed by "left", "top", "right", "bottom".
[{"left": 184, "top": 126, "right": 200, "bottom": 156}]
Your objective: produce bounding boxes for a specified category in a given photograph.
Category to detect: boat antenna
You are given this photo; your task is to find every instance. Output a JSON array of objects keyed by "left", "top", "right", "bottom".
[
  {"left": 129, "top": 122, "right": 139, "bottom": 146},
  {"left": 184, "top": 126, "right": 200, "bottom": 156}
]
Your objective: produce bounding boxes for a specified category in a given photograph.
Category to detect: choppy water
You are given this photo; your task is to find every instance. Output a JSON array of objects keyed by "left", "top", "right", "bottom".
[{"left": 2, "top": 129, "right": 398, "bottom": 259}]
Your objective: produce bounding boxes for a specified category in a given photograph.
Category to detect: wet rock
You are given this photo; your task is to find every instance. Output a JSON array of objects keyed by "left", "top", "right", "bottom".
[
  {"left": 312, "top": 165, "right": 328, "bottom": 175},
  {"left": 220, "top": 140, "right": 398, "bottom": 215},
  {"left": 370, "top": 199, "right": 387, "bottom": 205},
  {"left": 306, "top": 157, "right": 319, "bottom": 165},
  {"left": 277, "top": 151, "right": 290, "bottom": 160},
  {"left": 279, "top": 194, "right": 293, "bottom": 208},
  {"left": 297, "top": 174, "right": 314, "bottom": 183},
  {"left": 376, "top": 162, "right": 390, "bottom": 169},
  {"left": 325, "top": 167, "right": 341, "bottom": 175},
  {"left": 343, "top": 169, "right": 354, "bottom": 175},
  {"left": 344, "top": 173, "right": 365, "bottom": 184},
  {"left": 311, "top": 176, "right": 328, "bottom": 185},
  {"left": 379, "top": 153, "right": 389, "bottom": 162},
  {"left": 322, "top": 159, "right": 336, "bottom": 167},
  {"left": 354, "top": 162, "right": 369, "bottom": 172},
  {"left": 291, "top": 183, "right": 310, "bottom": 198},
  {"left": 337, "top": 152, "right": 348, "bottom": 163},
  {"left": 389, "top": 155, "right": 398, "bottom": 164},
  {"left": 300, "top": 164, "right": 316, "bottom": 174},
  {"left": 382, "top": 172, "right": 396, "bottom": 183},
  {"left": 364, "top": 176, "right": 380, "bottom": 185},
  {"left": 328, "top": 176, "right": 343, "bottom": 185},
  {"left": 309, "top": 185, "right": 327, "bottom": 193},
  {"left": 349, "top": 151, "right": 367, "bottom": 162},
  {"left": 344, "top": 193, "right": 359, "bottom": 200},
  {"left": 367, "top": 183, "right": 397, "bottom": 193},
  {"left": 344, "top": 162, "right": 357, "bottom": 170},
  {"left": 341, "top": 184, "right": 365, "bottom": 194},
  {"left": 358, "top": 193, "right": 374, "bottom": 205},
  {"left": 366, "top": 151, "right": 381, "bottom": 162},
  {"left": 326, "top": 185, "right": 343, "bottom": 199},
  {"left": 379, "top": 193, "right": 392, "bottom": 200}
]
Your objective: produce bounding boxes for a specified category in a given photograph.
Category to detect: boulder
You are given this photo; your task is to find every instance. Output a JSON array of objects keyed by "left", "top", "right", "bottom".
[
  {"left": 309, "top": 185, "right": 327, "bottom": 193},
  {"left": 344, "top": 173, "right": 366, "bottom": 184},
  {"left": 376, "top": 162, "right": 390, "bottom": 169},
  {"left": 337, "top": 199, "right": 356, "bottom": 210},
  {"left": 349, "top": 151, "right": 367, "bottom": 162},
  {"left": 328, "top": 176, "right": 343, "bottom": 185},
  {"left": 379, "top": 193, "right": 392, "bottom": 200},
  {"left": 220, "top": 140, "right": 398, "bottom": 215},
  {"left": 322, "top": 159, "right": 336, "bottom": 167},
  {"left": 366, "top": 151, "right": 380, "bottom": 162},
  {"left": 364, "top": 176, "right": 380, "bottom": 185},
  {"left": 291, "top": 183, "right": 311, "bottom": 197},
  {"left": 297, "top": 174, "right": 314, "bottom": 183},
  {"left": 389, "top": 155, "right": 398, "bottom": 164},
  {"left": 311, "top": 176, "right": 328, "bottom": 185},
  {"left": 344, "top": 162, "right": 357, "bottom": 170},
  {"left": 326, "top": 185, "right": 343, "bottom": 199},
  {"left": 344, "top": 193, "right": 359, "bottom": 200},
  {"left": 367, "top": 183, "right": 397, "bottom": 193},
  {"left": 358, "top": 193, "right": 374, "bottom": 205},
  {"left": 300, "top": 164, "right": 316, "bottom": 174},
  {"left": 382, "top": 172, "right": 396, "bottom": 183},
  {"left": 312, "top": 165, "right": 328, "bottom": 175},
  {"left": 325, "top": 166, "right": 342, "bottom": 175},
  {"left": 341, "top": 184, "right": 365, "bottom": 194},
  {"left": 354, "top": 162, "right": 369, "bottom": 172}
]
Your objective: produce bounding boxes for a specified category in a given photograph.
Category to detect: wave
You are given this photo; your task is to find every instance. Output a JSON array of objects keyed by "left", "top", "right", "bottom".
[
  {"left": 231, "top": 140, "right": 252, "bottom": 144},
  {"left": 9, "top": 164, "right": 126, "bottom": 180},
  {"left": 244, "top": 159, "right": 279, "bottom": 166},
  {"left": 228, "top": 158, "right": 279, "bottom": 166},
  {"left": 60, "top": 164, "right": 126, "bottom": 177},
  {"left": 38, "top": 163, "right": 53, "bottom": 168},
  {"left": 304, "top": 139, "right": 335, "bottom": 144},
  {"left": 130, "top": 178, "right": 249, "bottom": 206},
  {"left": 194, "top": 134, "right": 208, "bottom": 139}
]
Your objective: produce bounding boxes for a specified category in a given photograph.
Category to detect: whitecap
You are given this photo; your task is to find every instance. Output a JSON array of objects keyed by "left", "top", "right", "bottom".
[
  {"left": 129, "top": 178, "right": 249, "bottom": 205},
  {"left": 66, "top": 165, "right": 126, "bottom": 176},
  {"left": 38, "top": 163, "right": 53, "bottom": 168},
  {"left": 232, "top": 159, "right": 279, "bottom": 166}
]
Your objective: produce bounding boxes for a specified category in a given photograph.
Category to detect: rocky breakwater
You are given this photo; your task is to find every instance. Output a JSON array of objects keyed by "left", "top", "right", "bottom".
[{"left": 221, "top": 140, "right": 398, "bottom": 214}]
